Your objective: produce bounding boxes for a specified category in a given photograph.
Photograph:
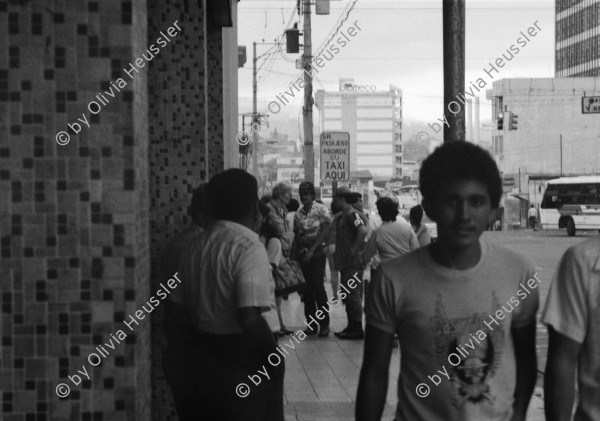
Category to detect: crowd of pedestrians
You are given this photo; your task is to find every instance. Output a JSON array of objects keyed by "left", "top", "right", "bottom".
[{"left": 160, "top": 141, "right": 598, "bottom": 421}]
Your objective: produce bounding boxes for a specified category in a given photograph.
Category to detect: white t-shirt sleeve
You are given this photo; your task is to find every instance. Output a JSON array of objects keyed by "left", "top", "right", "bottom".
[
  {"left": 365, "top": 266, "right": 398, "bottom": 334},
  {"left": 234, "top": 244, "right": 272, "bottom": 310},
  {"left": 542, "top": 248, "right": 588, "bottom": 343},
  {"left": 511, "top": 269, "right": 540, "bottom": 328}
]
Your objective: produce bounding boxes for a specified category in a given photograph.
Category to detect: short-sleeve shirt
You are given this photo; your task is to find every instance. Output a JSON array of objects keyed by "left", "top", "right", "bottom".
[
  {"left": 366, "top": 239, "right": 539, "bottom": 421},
  {"left": 180, "top": 220, "right": 272, "bottom": 335},
  {"left": 334, "top": 208, "right": 368, "bottom": 270},
  {"left": 294, "top": 202, "right": 331, "bottom": 255},
  {"left": 162, "top": 224, "right": 204, "bottom": 304},
  {"left": 364, "top": 220, "right": 419, "bottom": 263},
  {"left": 542, "top": 235, "right": 600, "bottom": 421}
]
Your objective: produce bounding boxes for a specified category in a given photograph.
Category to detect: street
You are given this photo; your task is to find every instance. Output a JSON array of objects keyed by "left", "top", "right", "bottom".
[{"left": 482, "top": 228, "right": 595, "bottom": 372}]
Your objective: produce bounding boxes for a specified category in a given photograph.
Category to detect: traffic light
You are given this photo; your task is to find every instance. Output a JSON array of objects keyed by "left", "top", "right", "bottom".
[
  {"left": 508, "top": 112, "right": 518, "bottom": 130},
  {"left": 286, "top": 25, "right": 300, "bottom": 53},
  {"left": 497, "top": 112, "right": 504, "bottom": 130}
]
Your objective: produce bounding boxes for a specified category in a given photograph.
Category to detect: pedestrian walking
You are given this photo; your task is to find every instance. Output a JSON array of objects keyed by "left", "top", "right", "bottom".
[
  {"left": 361, "top": 197, "right": 419, "bottom": 339},
  {"left": 409, "top": 204, "right": 431, "bottom": 247},
  {"left": 543, "top": 235, "right": 600, "bottom": 421},
  {"left": 528, "top": 205, "right": 537, "bottom": 230},
  {"left": 357, "top": 142, "right": 539, "bottom": 421},
  {"left": 363, "top": 197, "right": 419, "bottom": 267},
  {"left": 294, "top": 181, "right": 332, "bottom": 337},
  {"left": 174, "top": 169, "right": 283, "bottom": 421},
  {"left": 494, "top": 218, "right": 502, "bottom": 231},
  {"left": 332, "top": 187, "right": 368, "bottom": 340}
]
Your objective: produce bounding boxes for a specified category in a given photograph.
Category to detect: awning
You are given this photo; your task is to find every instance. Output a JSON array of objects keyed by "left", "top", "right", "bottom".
[{"left": 510, "top": 193, "right": 529, "bottom": 202}]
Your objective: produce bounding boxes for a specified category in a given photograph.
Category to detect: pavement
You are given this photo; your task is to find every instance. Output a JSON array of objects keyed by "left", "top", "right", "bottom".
[{"left": 279, "top": 280, "right": 547, "bottom": 421}]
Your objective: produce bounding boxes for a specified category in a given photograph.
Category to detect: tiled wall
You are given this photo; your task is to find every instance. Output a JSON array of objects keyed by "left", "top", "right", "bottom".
[
  {"left": 147, "top": 0, "right": 208, "bottom": 419},
  {"left": 0, "top": 0, "right": 227, "bottom": 420},
  {"left": 0, "top": 0, "right": 152, "bottom": 419}
]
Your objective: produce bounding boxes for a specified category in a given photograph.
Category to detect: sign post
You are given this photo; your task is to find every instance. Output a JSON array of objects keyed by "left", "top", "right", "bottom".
[
  {"left": 320, "top": 131, "right": 350, "bottom": 181},
  {"left": 320, "top": 132, "right": 350, "bottom": 197}
]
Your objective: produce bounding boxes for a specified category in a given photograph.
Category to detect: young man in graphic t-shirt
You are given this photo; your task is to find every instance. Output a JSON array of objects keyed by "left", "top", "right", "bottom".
[{"left": 356, "top": 142, "right": 539, "bottom": 421}]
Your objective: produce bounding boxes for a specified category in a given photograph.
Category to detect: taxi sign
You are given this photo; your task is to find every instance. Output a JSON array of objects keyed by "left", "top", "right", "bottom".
[{"left": 320, "top": 132, "right": 350, "bottom": 181}]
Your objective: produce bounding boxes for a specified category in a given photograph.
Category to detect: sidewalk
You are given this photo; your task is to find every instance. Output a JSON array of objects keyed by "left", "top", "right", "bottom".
[{"left": 279, "top": 284, "right": 546, "bottom": 421}]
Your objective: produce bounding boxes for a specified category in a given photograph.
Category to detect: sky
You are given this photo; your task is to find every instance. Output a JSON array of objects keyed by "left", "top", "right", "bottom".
[{"left": 237, "top": 0, "right": 555, "bottom": 135}]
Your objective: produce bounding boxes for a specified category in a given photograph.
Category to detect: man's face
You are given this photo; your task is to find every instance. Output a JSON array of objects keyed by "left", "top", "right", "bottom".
[
  {"left": 300, "top": 191, "right": 313, "bottom": 206},
  {"left": 428, "top": 180, "right": 494, "bottom": 250},
  {"left": 280, "top": 190, "right": 291, "bottom": 206}
]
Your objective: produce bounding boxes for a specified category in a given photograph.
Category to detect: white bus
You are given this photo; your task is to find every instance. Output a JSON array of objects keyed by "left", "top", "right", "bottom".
[{"left": 540, "top": 176, "right": 600, "bottom": 236}]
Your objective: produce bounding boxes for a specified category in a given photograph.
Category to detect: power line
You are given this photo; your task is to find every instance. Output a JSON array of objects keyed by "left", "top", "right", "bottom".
[{"left": 313, "top": 0, "right": 359, "bottom": 58}]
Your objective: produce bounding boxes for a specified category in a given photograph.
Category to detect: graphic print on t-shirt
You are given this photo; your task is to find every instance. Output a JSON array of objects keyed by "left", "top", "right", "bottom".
[
  {"left": 352, "top": 212, "right": 364, "bottom": 227},
  {"left": 430, "top": 293, "right": 505, "bottom": 409}
]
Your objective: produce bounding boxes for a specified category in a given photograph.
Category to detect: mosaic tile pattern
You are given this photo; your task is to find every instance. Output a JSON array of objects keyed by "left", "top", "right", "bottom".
[
  {"left": 0, "top": 0, "right": 153, "bottom": 418},
  {"left": 146, "top": 0, "right": 227, "bottom": 420},
  {"left": 0, "top": 0, "right": 226, "bottom": 419}
]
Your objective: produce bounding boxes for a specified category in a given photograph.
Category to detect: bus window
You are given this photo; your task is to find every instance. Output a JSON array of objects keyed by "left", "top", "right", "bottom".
[
  {"left": 541, "top": 194, "right": 557, "bottom": 208},
  {"left": 541, "top": 184, "right": 559, "bottom": 208}
]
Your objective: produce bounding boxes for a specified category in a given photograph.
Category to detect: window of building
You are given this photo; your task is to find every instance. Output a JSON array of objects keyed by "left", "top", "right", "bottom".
[
  {"left": 357, "top": 144, "right": 392, "bottom": 155},
  {"left": 357, "top": 120, "right": 392, "bottom": 130}
]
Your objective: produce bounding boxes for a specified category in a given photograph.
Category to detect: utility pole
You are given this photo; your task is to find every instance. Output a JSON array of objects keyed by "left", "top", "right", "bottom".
[
  {"left": 442, "top": 0, "right": 465, "bottom": 142},
  {"left": 252, "top": 42, "right": 259, "bottom": 179},
  {"left": 560, "top": 134, "right": 563, "bottom": 176},
  {"left": 302, "top": 0, "right": 315, "bottom": 183}
]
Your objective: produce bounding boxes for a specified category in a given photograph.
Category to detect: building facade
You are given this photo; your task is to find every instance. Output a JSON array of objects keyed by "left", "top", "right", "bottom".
[
  {"left": 0, "top": 1, "right": 238, "bottom": 420},
  {"left": 314, "top": 78, "right": 403, "bottom": 181},
  {"left": 487, "top": 77, "right": 600, "bottom": 227},
  {"left": 556, "top": 0, "right": 600, "bottom": 76}
]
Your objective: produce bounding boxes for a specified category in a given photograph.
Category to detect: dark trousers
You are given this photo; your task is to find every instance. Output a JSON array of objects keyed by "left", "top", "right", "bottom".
[
  {"left": 163, "top": 330, "right": 284, "bottom": 421},
  {"left": 300, "top": 255, "right": 329, "bottom": 328},
  {"left": 339, "top": 268, "right": 364, "bottom": 328},
  {"left": 529, "top": 216, "right": 536, "bottom": 229}
]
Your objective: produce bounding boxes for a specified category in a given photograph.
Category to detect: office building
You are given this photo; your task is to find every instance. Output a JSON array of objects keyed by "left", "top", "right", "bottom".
[
  {"left": 487, "top": 77, "right": 600, "bottom": 227},
  {"left": 556, "top": 0, "right": 600, "bottom": 76},
  {"left": 314, "top": 78, "right": 403, "bottom": 181}
]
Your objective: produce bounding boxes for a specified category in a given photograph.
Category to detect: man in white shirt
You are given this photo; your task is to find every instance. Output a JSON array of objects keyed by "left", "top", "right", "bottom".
[
  {"left": 543, "top": 235, "right": 600, "bottom": 421},
  {"left": 175, "top": 169, "right": 284, "bottom": 421},
  {"left": 527, "top": 205, "right": 537, "bottom": 230}
]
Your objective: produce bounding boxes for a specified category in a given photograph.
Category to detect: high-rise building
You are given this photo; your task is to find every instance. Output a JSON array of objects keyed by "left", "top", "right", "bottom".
[
  {"left": 556, "top": 0, "right": 600, "bottom": 76},
  {"left": 314, "top": 78, "right": 402, "bottom": 181}
]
